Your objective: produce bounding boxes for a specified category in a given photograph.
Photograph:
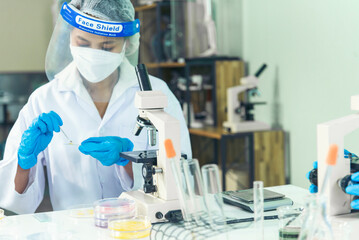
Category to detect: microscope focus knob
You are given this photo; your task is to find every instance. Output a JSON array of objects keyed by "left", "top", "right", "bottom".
[
  {"left": 144, "top": 185, "right": 157, "bottom": 193},
  {"left": 142, "top": 165, "right": 163, "bottom": 180},
  {"left": 142, "top": 165, "right": 154, "bottom": 180}
]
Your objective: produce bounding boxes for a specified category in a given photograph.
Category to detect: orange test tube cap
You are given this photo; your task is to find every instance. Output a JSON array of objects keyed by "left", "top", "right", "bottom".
[
  {"left": 326, "top": 144, "right": 338, "bottom": 166},
  {"left": 164, "top": 139, "right": 176, "bottom": 158}
]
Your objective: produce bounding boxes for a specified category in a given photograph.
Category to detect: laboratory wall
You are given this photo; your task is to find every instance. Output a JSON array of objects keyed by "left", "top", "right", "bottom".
[
  {"left": 0, "top": 1, "right": 53, "bottom": 72},
  {"left": 216, "top": 0, "right": 359, "bottom": 188}
]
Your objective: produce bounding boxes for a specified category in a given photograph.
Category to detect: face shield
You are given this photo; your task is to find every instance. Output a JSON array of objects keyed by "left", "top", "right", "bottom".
[{"left": 45, "top": 2, "right": 140, "bottom": 82}]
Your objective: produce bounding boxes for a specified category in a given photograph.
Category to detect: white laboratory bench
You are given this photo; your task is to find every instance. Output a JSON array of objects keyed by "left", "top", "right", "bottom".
[{"left": 0, "top": 185, "right": 359, "bottom": 239}]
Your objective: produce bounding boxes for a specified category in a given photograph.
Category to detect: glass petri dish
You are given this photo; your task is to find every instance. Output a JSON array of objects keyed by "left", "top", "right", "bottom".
[
  {"left": 94, "top": 198, "right": 136, "bottom": 228},
  {"left": 108, "top": 216, "right": 151, "bottom": 239}
]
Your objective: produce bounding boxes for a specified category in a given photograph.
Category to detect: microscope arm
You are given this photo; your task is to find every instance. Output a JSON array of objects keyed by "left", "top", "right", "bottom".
[{"left": 144, "top": 110, "right": 181, "bottom": 201}]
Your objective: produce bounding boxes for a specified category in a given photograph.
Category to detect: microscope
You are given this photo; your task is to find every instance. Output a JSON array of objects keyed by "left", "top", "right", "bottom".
[
  {"left": 317, "top": 95, "right": 359, "bottom": 216},
  {"left": 223, "top": 64, "right": 270, "bottom": 133},
  {"left": 119, "top": 64, "right": 182, "bottom": 223}
]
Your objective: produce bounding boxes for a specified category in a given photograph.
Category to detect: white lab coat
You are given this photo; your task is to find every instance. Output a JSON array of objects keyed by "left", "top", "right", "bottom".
[{"left": 0, "top": 59, "right": 191, "bottom": 214}]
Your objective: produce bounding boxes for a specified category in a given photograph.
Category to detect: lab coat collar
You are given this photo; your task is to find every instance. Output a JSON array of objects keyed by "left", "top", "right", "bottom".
[{"left": 55, "top": 58, "right": 138, "bottom": 106}]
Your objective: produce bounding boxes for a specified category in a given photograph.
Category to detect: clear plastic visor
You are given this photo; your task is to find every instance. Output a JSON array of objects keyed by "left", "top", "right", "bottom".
[{"left": 45, "top": 2, "right": 140, "bottom": 81}]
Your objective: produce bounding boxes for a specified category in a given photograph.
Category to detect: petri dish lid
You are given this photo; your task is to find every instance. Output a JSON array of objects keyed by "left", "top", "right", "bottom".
[{"left": 94, "top": 198, "right": 136, "bottom": 218}]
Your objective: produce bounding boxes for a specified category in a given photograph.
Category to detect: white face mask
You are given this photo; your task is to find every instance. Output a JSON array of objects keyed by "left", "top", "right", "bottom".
[{"left": 70, "top": 43, "right": 126, "bottom": 83}]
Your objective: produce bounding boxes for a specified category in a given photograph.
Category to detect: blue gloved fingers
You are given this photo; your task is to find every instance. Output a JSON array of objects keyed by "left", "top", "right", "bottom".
[
  {"left": 313, "top": 161, "right": 317, "bottom": 169},
  {"left": 34, "top": 117, "right": 48, "bottom": 133},
  {"left": 78, "top": 146, "right": 99, "bottom": 157},
  {"left": 344, "top": 149, "right": 350, "bottom": 158},
  {"left": 351, "top": 198, "right": 359, "bottom": 209},
  {"left": 49, "top": 111, "right": 63, "bottom": 126},
  {"left": 78, "top": 145, "right": 88, "bottom": 155},
  {"left": 81, "top": 137, "right": 104, "bottom": 145},
  {"left": 345, "top": 184, "right": 359, "bottom": 196},
  {"left": 48, "top": 111, "right": 63, "bottom": 133},
  {"left": 344, "top": 148, "right": 350, "bottom": 158},
  {"left": 36, "top": 114, "right": 53, "bottom": 133},
  {"left": 351, "top": 172, "right": 359, "bottom": 182},
  {"left": 344, "top": 149, "right": 358, "bottom": 159},
  {"left": 122, "top": 138, "right": 134, "bottom": 152},
  {"left": 78, "top": 144, "right": 112, "bottom": 157},
  {"left": 79, "top": 142, "right": 111, "bottom": 155},
  {"left": 79, "top": 138, "right": 109, "bottom": 153},
  {"left": 81, "top": 141, "right": 111, "bottom": 151},
  {"left": 41, "top": 113, "right": 57, "bottom": 132},
  {"left": 40, "top": 111, "right": 63, "bottom": 133},
  {"left": 309, "top": 184, "right": 318, "bottom": 194},
  {"left": 306, "top": 170, "right": 311, "bottom": 180}
]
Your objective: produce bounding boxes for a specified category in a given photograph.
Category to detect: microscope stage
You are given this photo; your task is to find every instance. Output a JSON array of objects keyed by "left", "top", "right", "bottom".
[
  {"left": 121, "top": 151, "right": 188, "bottom": 164},
  {"left": 120, "top": 150, "right": 158, "bottom": 164}
]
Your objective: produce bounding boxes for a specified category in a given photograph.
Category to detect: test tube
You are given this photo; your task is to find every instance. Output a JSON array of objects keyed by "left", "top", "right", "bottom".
[
  {"left": 253, "top": 181, "right": 264, "bottom": 240},
  {"left": 165, "top": 139, "right": 192, "bottom": 222},
  {"left": 201, "top": 164, "right": 227, "bottom": 228},
  {"left": 182, "top": 159, "right": 208, "bottom": 226}
]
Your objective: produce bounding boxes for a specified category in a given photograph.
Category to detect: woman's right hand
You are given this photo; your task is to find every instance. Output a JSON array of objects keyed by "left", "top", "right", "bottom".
[{"left": 18, "top": 111, "right": 63, "bottom": 170}]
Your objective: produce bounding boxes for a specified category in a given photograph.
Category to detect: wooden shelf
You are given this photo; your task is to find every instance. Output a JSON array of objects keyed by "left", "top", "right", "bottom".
[
  {"left": 145, "top": 62, "right": 186, "bottom": 69},
  {"left": 135, "top": 3, "right": 157, "bottom": 12},
  {"left": 189, "top": 126, "right": 278, "bottom": 139},
  {"left": 189, "top": 127, "right": 223, "bottom": 140}
]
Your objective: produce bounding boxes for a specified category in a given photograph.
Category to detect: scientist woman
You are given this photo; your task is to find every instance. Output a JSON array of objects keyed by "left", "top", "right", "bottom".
[{"left": 0, "top": 0, "right": 191, "bottom": 214}]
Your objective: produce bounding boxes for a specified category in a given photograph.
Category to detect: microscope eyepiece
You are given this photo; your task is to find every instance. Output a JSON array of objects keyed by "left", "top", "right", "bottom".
[
  {"left": 254, "top": 63, "right": 267, "bottom": 77},
  {"left": 135, "top": 64, "right": 152, "bottom": 91}
]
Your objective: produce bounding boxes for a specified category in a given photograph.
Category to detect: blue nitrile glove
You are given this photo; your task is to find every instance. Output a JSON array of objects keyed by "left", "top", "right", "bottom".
[
  {"left": 306, "top": 161, "right": 318, "bottom": 193},
  {"left": 344, "top": 149, "right": 358, "bottom": 159},
  {"left": 345, "top": 172, "right": 359, "bottom": 209},
  {"left": 18, "top": 111, "right": 63, "bottom": 170},
  {"left": 79, "top": 136, "right": 134, "bottom": 166}
]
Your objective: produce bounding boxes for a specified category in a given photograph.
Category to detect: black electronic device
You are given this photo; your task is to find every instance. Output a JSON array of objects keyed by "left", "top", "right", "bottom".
[
  {"left": 225, "top": 189, "right": 285, "bottom": 203},
  {"left": 223, "top": 189, "right": 293, "bottom": 212}
]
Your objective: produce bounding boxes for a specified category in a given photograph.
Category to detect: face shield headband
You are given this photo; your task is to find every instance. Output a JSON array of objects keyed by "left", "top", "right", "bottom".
[{"left": 60, "top": 2, "right": 140, "bottom": 37}]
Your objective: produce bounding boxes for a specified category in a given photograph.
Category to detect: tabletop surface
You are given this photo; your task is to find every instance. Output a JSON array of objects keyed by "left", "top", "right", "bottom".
[{"left": 0, "top": 185, "right": 358, "bottom": 239}]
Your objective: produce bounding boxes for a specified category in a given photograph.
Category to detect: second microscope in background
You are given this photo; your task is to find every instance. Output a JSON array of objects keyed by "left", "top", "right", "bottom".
[{"left": 223, "top": 64, "right": 270, "bottom": 133}]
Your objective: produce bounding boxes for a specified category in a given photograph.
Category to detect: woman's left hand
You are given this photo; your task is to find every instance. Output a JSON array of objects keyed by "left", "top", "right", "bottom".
[{"left": 79, "top": 136, "right": 134, "bottom": 166}]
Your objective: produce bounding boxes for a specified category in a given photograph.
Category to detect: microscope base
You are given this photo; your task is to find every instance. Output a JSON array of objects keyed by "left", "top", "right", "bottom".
[
  {"left": 223, "top": 121, "right": 270, "bottom": 133},
  {"left": 119, "top": 190, "right": 180, "bottom": 223}
]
